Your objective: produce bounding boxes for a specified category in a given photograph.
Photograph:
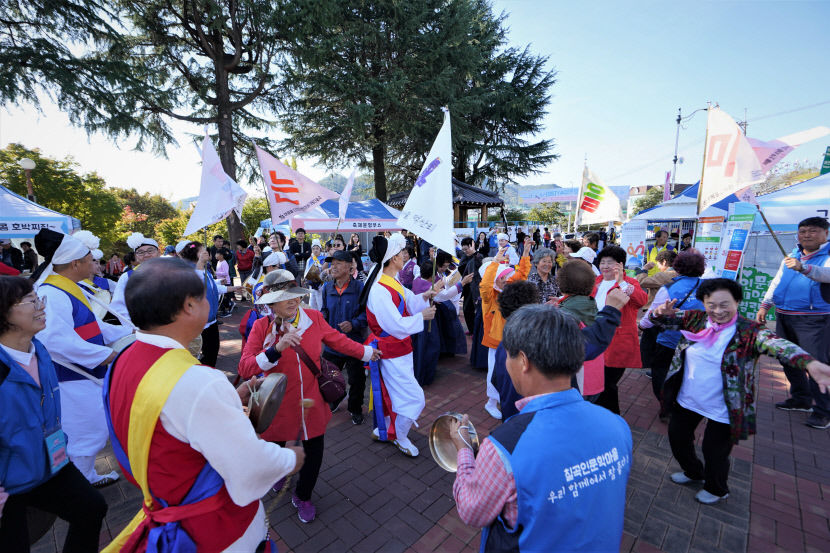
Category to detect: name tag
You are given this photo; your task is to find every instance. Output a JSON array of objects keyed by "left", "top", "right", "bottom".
[{"left": 45, "top": 429, "right": 69, "bottom": 474}]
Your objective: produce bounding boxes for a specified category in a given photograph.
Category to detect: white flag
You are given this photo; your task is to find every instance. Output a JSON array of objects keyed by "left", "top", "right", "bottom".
[
  {"left": 698, "top": 108, "right": 765, "bottom": 213},
  {"left": 339, "top": 169, "right": 355, "bottom": 222},
  {"left": 576, "top": 166, "right": 622, "bottom": 226},
  {"left": 254, "top": 145, "right": 339, "bottom": 224},
  {"left": 184, "top": 134, "right": 248, "bottom": 236},
  {"left": 396, "top": 109, "right": 456, "bottom": 255},
  {"left": 748, "top": 126, "right": 830, "bottom": 174}
]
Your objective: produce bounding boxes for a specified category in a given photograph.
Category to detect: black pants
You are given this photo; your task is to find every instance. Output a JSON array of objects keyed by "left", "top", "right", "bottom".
[
  {"left": 0, "top": 463, "right": 107, "bottom": 552},
  {"left": 596, "top": 366, "right": 626, "bottom": 415},
  {"left": 668, "top": 403, "right": 733, "bottom": 497},
  {"left": 640, "top": 326, "right": 660, "bottom": 369},
  {"left": 200, "top": 321, "right": 220, "bottom": 367},
  {"left": 462, "top": 294, "right": 476, "bottom": 334},
  {"left": 276, "top": 434, "right": 325, "bottom": 502},
  {"left": 651, "top": 344, "right": 677, "bottom": 405},
  {"left": 323, "top": 352, "right": 366, "bottom": 415},
  {"left": 776, "top": 313, "right": 830, "bottom": 417}
]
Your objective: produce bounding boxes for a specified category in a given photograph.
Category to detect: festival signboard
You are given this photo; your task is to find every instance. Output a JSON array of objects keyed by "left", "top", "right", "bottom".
[
  {"left": 694, "top": 216, "right": 725, "bottom": 268},
  {"left": 619, "top": 219, "right": 647, "bottom": 271},
  {"left": 519, "top": 187, "right": 579, "bottom": 204},
  {"left": 714, "top": 203, "right": 758, "bottom": 279}
]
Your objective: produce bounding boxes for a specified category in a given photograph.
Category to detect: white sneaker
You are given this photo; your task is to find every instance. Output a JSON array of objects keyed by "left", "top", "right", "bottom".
[
  {"left": 484, "top": 399, "right": 502, "bottom": 420},
  {"left": 696, "top": 489, "right": 729, "bottom": 504},
  {"left": 393, "top": 438, "right": 419, "bottom": 457},
  {"left": 670, "top": 472, "right": 704, "bottom": 485}
]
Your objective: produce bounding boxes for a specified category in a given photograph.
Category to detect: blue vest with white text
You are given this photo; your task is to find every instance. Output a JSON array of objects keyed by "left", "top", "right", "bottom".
[{"left": 482, "top": 389, "right": 631, "bottom": 553}]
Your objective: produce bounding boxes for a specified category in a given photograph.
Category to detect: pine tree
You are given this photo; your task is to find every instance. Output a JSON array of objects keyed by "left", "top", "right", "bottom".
[{"left": 278, "top": 0, "right": 557, "bottom": 200}]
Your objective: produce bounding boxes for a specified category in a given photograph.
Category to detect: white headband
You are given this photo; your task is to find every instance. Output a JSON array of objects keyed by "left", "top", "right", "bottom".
[{"left": 382, "top": 233, "right": 407, "bottom": 265}]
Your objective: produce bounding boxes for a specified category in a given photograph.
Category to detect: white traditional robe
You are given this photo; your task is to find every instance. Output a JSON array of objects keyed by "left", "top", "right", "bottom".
[
  {"left": 37, "top": 282, "right": 132, "bottom": 458},
  {"left": 366, "top": 277, "right": 431, "bottom": 421}
]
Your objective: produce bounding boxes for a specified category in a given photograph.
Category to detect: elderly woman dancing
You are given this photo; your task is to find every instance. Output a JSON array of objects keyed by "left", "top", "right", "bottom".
[
  {"left": 238, "top": 270, "right": 380, "bottom": 523},
  {"left": 650, "top": 278, "right": 830, "bottom": 504},
  {"left": 527, "top": 247, "right": 560, "bottom": 303}
]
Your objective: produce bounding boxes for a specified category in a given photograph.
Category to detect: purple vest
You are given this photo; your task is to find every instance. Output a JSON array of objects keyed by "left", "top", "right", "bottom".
[{"left": 398, "top": 260, "right": 417, "bottom": 289}]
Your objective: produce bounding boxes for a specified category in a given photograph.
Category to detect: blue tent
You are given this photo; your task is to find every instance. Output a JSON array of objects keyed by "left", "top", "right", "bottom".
[{"left": 632, "top": 181, "right": 739, "bottom": 220}]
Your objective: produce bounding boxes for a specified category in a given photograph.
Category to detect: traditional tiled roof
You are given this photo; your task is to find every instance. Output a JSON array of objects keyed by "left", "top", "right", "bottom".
[{"left": 387, "top": 177, "right": 503, "bottom": 207}]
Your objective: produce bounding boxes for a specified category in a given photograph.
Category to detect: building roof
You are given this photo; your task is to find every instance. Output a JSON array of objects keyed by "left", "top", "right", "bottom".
[{"left": 387, "top": 177, "right": 504, "bottom": 207}]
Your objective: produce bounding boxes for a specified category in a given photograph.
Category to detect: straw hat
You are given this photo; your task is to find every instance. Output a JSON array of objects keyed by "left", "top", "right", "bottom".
[{"left": 255, "top": 269, "right": 310, "bottom": 304}]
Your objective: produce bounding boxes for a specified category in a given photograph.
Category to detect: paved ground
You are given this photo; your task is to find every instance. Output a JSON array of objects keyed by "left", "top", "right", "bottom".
[{"left": 31, "top": 304, "right": 830, "bottom": 552}]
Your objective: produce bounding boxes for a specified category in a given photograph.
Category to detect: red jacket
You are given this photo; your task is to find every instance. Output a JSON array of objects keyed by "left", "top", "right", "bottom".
[
  {"left": 238, "top": 308, "right": 366, "bottom": 442},
  {"left": 592, "top": 275, "right": 647, "bottom": 369},
  {"left": 236, "top": 248, "right": 255, "bottom": 271}
]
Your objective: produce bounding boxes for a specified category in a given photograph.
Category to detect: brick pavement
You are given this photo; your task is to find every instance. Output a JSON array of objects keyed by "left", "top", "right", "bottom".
[{"left": 31, "top": 306, "right": 830, "bottom": 552}]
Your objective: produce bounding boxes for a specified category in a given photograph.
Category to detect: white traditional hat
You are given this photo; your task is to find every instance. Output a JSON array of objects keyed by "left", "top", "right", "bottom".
[
  {"left": 255, "top": 269, "right": 310, "bottom": 304},
  {"left": 263, "top": 251, "right": 287, "bottom": 267},
  {"left": 381, "top": 232, "right": 407, "bottom": 265},
  {"left": 311, "top": 238, "right": 322, "bottom": 248},
  {"left": 126, "top": 232, "right": 159, "bottom": 251},
  {"left": 73, "top": 230, "right": 103, "bottom": 261},
  {"left": 33, "top": 232, "right": 91, "bottom": 288},
  {"left": 497, "top": 233, "right": 509, "bottom": 242}
]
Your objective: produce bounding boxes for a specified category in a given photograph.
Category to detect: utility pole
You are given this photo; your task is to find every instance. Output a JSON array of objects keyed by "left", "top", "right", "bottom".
[{"left": 671, "top": 108, "right": 681, "bottom": 196}]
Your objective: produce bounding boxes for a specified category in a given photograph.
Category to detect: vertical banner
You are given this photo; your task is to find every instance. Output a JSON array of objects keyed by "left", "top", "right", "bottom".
[
  {"left": 821, "top": 146, "right": 830, "bottom": 175},
  {"left": 619, "top": 219, "right": 648, "bottom": 272},
  {"left": 714, "top": 203, "right": 758, "bottom": 279},
  {"left": 694, "top": 216, "right": 726, "bottom": 268}
]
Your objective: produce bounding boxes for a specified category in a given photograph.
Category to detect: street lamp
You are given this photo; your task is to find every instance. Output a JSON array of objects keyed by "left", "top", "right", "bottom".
[{"left": 18, "top": 157, "right": 36, "bottom": 202}]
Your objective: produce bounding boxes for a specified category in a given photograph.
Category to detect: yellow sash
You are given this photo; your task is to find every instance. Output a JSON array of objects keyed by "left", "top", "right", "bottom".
[
  {"left": 43, "top": 274, "right": 92, "bottom": 311},
  {"left": 103, "top": 348, "right": 200, "bottom": 552},
  {"left": 379, "top": 273, "right": 405, "bottom": 298}
]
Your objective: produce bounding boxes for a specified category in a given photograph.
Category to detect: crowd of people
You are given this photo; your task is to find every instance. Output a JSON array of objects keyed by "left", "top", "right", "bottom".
[{"left": 1, "top": 216, "right": 830, "bottom": 552}]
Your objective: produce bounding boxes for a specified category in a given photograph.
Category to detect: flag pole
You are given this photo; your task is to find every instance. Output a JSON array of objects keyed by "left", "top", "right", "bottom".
[
  {"left": 428, "top": 255, "right": 437, "bottom": 332},
  {"left": 693, "top": 105, "right": 711, "bottom": 246},
  {"left": 755, "top": 205, "right": 788, "bottom": 256}
]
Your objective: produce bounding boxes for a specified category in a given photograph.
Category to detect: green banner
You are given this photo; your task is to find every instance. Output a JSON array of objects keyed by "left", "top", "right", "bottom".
[
  {"left": 821, "top": 146, "right": 830, "bottom": 175},
  {"left": 739, "top": 266, "right": 776, "bottom": 321}
]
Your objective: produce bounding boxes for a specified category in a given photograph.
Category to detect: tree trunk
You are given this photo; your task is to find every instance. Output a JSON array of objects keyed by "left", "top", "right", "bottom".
[
  {"left": 215, "top": 64, "right": 245, "bottom": 245},
  {"left": 371, "top": 125, "right": 388, "bottom": 202}
]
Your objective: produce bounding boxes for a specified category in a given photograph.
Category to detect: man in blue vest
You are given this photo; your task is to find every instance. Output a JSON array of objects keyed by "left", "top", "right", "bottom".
[
  {"left": 451, "top": 304, "right": 632, "bottom": 552},
  {"left": 756, "top": 216, "right": 830, "bottom": 429}
]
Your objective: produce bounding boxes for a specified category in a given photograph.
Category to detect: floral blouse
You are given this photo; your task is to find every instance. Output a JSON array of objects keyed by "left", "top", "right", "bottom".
[
  {"left": 653, "top": 310, "right": 813, "bottom": 443},
  {"left": 527, "top": 270, "right": 560, "bottom": 304}
]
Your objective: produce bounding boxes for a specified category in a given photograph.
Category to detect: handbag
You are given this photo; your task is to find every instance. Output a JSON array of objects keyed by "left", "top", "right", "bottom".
[{"left": 292, "top": 343, "right": 347, "bottom": 404}]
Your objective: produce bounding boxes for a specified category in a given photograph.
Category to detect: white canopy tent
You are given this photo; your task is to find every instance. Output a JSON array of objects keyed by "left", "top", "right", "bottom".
[{"left": 0, "top": 183, "right": 80, "bottom": 237}]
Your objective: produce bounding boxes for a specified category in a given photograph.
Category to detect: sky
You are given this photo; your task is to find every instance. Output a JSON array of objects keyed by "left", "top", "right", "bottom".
[{"left": 2, "top": 0, "right": 829, "bottom": 201}]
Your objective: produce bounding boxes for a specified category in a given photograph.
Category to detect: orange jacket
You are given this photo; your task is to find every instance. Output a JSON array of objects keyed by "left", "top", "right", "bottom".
[{"left": 480, "top": 256, "right": 531, "bottom": 349}]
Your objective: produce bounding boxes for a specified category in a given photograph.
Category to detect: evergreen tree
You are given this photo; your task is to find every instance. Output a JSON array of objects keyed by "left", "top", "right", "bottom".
[
  {"left": 2, "top": 0, "right": 288, "bottom": 245},
  {"left": 279, "top": 0, "right": 556, "bottom": 200}
]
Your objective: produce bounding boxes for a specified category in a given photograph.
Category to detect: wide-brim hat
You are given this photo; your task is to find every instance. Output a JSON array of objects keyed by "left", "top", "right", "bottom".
[
  {"left": 255, "top": 286, "right": 311, "bottom": 305},
  {"left": 255, "top": 269, "right": 310, "bottom": 304}
]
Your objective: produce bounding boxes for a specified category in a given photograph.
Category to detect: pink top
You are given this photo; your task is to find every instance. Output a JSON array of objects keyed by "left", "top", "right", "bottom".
[
  {"left": 216, "top": 260, "right": 230, "bottom": 285},
  {"left": 0, "top": 343, "right": 40, "bottom": 386}
]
